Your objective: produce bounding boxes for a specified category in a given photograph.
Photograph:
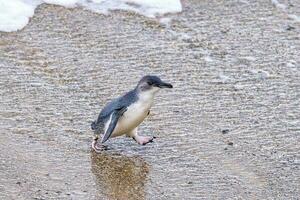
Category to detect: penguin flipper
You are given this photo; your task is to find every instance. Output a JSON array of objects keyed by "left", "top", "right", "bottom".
[{"left": 101, "top": 107, "right": 127, "bottom": 143}]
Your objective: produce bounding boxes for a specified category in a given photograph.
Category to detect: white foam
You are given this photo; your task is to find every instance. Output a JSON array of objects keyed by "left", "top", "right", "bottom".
[
  {"left": 0, "top": 0, "right": 37, "bottom": 32},
  {"left": 288, "top": 14, "right": 300, "bottom": 23},
  {"left": 159, "top": 17, "right": 172, "bottom": 26},
  {"left": 233, "top": 84, "right": 244, "bottom": 90},
  {"left": 286, "top": 61, "right": 298, "bottom": 71},
  {"left": 0, "top": 0, "right": 182, "bottom": 32},
  {"left": 249, "top": 69, "right": 270, "bottom": 79},
  {"left": 286, "top": 62, "right": 295, "bottom": 68},
  {"left": 241, "top": 56, "right": 256, "bottom": 61},
  {"left": 83, "top": 0, "right": 182, "bottom": 17},
  {"left": 271, "top": 0, "right": 286, "bottom": 10},
  {"left": 217, "top": 74, "right": 232, "bottom": 83},
  {"left": 204, "top": 55, "right": 213, "bottom": 62},
  {"left": 270, "top": 0, "right": 300, "bottom": 23},
  {"left": 44, "top": 0, "right": 79, "bottom": 7}
]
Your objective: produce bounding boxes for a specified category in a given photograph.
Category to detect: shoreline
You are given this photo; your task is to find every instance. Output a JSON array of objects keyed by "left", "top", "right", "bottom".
[{"left": 1, "top": 1, "right": 299, "bottom": 199}]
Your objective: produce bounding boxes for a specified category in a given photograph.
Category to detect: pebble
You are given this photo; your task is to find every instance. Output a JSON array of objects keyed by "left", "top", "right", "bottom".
[{"left": 286, "top": 25, "right": 295, "bottom": 31}]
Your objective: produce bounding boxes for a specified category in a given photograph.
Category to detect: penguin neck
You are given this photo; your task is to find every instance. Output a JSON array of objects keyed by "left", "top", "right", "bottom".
[{"left": 136, "top": 89, "right": 156, "bottom": 106}]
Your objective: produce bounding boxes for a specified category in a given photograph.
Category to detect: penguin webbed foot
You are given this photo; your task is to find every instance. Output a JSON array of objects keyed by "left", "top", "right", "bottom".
[
  {"left": 134, "top": 135, "right": 156, "bottom": 145},
  {"left": 91, "top": 136, "right": 108, "bottom": 152}
]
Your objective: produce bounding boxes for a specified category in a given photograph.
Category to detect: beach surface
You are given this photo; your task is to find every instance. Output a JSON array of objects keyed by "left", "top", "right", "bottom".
[{"left": 0, "top": 0, "right": 299, "bottom": 199}]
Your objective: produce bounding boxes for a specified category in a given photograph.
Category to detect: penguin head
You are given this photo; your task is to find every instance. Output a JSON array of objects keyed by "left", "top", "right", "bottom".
[{"left": 137, "top": 75, "right": 173, "bottom": 94}]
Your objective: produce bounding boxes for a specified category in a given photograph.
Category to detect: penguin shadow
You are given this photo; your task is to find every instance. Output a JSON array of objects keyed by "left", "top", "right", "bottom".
[{"left": 91, "top": 151, "right": 149, "bottom": 200}]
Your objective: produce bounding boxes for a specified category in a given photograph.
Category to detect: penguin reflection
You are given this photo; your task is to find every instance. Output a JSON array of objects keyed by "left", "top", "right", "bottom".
[{"left": 91, "top": 152, "right": 149, "bottom": 200}]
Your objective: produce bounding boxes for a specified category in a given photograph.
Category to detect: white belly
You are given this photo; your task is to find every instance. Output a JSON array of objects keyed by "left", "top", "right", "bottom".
[{"left": 111, "top": 101, "right": 151, "bottom": 137}]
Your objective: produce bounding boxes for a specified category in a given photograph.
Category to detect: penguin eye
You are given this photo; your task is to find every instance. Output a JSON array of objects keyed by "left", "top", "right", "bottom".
[{"left": 147, "top": 81, "right": 153, "bottom": 85}]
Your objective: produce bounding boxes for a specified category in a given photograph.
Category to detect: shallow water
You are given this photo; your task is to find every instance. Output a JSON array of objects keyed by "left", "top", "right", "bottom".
[{"left": 0, "top": 0, "right": 300, "bottom": 199}]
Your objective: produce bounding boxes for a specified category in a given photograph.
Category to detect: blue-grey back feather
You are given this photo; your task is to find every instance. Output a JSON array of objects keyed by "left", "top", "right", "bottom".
[{"left": 91, "top": 88, "right": 138, "bottom": 134}]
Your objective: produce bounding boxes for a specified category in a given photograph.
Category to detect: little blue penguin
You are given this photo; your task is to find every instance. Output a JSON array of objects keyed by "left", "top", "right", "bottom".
[{"left": 91, "top": 75, "right": 173, "bottom": 152}]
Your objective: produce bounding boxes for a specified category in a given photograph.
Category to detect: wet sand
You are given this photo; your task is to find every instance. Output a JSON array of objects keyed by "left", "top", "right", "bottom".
[{"left": 0, "top": 0, "right": 300, "bottom": 199}]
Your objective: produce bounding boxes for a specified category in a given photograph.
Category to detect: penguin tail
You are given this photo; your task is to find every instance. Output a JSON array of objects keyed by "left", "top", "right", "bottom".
[{"left": 91, "top": 121, "right": 97, "bottom": 130}]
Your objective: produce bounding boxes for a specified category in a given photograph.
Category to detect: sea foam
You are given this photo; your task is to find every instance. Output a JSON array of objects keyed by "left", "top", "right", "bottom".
[
  {"left": 0, "top": 0, "right": 36, "bottom": 32},
  {"left": 0, "top": 0, "right": 182, "bottom": 32}
]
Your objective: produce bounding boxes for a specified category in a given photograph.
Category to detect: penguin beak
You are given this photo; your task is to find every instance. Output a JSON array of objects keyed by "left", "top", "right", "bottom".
[{"left": 158, "top": 81, "right": 173, "bottom": 88}]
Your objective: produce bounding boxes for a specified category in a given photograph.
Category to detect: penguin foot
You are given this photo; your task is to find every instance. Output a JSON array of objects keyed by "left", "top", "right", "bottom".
[
  {"left": 91, "top": 137, "right": 108, "bottom": 152},
  {"left": 135, "top": 135, "right": 156, "bottom": 145}
]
